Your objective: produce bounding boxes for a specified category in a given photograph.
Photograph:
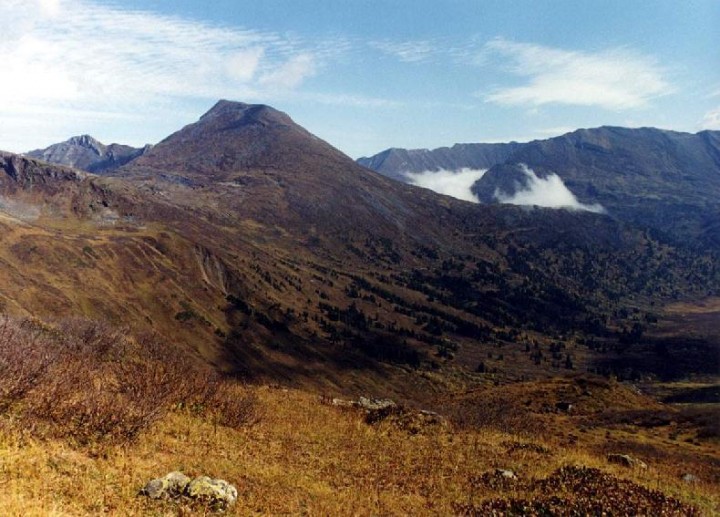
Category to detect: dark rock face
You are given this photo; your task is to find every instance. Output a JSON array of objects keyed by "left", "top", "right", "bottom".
[
  {"left": 1, "top": 152, "right": 84, "bottom": 187},
  {"left": 26, "top": 135, "right": 149, "bottom": 174}
]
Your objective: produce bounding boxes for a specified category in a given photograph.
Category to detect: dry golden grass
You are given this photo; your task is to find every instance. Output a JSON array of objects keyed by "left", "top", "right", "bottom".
[
  {"left": 0, "top": 315, "right": 717, "bottom": 515},
  {"left": 1, "top": 384, "right": 718, "bottom": 516}
]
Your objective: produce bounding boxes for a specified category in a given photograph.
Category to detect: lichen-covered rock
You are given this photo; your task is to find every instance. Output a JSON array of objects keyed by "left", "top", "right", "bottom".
[
  {"left": 330, "top": 397, "right": 355, "bottom": 408},
  {"left": 140, "top": 472, "right": 237, "bottom": 509},
  {"left": 140, "top": 471, "right": 191, "bottom": 500},
  {"left": 682, "top": 473, "right": 699, "bottom": 484},
  {"left": 186, "top": 476, "right": 238, "bottom": 509},
  {"left": 495, "top": 468, "right": 518, "bottom": 480},
  {"left": 357, "top": 396, "right": 397, "bottom": 411},
  {"left": 607, "top": 453, "right": 648, "bottom": 469}
]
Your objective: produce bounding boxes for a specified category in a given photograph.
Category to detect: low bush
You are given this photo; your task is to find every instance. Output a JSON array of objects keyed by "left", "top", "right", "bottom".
[
  {"left": 0, "top": 316, "right": 258, "bottom": 445},
  {"left": 0, "top": 316, "right": 58, "bottom": 413}
]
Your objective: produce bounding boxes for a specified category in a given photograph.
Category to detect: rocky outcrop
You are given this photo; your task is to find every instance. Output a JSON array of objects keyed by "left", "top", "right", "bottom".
[{"left": 329, "top": 396, "right": 448, "bottom": 433}]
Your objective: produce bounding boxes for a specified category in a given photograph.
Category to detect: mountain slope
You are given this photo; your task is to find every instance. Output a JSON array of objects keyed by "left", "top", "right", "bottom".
[
  {"left": 2, "top": 105, "right": 719, "bottom": 394},
  {"left": 116, "top": 100, "right": 464, "bottom": 242},
  {"left": 26, "top": 135, "right": 149, "bottom": 174}
]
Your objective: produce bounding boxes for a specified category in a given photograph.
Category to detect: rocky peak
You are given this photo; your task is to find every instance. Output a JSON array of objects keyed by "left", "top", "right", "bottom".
[
  {"left": 66, "top": 134, "right": 105, "bottom": 154},
  {"left": 26, "top": 135, "right": 148, "bottom": 174}
]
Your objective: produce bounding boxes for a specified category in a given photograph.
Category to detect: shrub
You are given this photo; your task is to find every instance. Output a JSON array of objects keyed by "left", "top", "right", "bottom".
[
  {"left": 205, "top": 381, "right": 260, "bottom": 429},
  {"left": 21, "top": 323, "right": 200, "bottom": 444},
  {"left": 0, "top": 316, "right": 58, "bottom": 413},
  {"left": 0, "top": 316, "right": 258, "bottom": 445}
]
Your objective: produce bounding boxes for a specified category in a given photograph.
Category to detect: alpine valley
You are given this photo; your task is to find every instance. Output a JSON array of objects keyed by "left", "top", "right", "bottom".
[{"left": 1, "top": 100, "right": 719, "bottom": 514}]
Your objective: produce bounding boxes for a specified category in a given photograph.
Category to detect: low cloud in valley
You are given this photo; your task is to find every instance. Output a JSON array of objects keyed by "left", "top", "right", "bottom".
[
  {"left": 494, "top": 164, "right": 605, "bottom": 213},
  {"left": 403, "top": 168, "right": 486, "bottom": 203}
]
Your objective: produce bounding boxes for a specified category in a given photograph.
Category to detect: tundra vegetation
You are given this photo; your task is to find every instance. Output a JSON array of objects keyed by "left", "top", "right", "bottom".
[{"left": 0, "top": 315, "right": 717, "bottom": 515}]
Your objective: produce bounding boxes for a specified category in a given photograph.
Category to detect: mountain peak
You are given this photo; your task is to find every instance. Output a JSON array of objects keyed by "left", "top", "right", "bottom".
[
  {"left": 199, "top": 100, "right": 294, "bottom": 129},
  {"left": 121, "top": 99, "right": 350, "bottom": 178},
  {"left": 66, "top": 134, "right": 104, "bottom": 150}
]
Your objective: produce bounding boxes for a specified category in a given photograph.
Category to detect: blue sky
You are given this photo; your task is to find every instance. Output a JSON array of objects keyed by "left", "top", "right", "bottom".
[{"left": 1, "top": 0, "right": 718, "bottom": 158}]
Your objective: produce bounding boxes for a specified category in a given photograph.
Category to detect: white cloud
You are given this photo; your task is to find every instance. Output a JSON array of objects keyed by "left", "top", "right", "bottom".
[
  {"left": 482, "top": 39, "right": 673, "bottom": 110},
  {"left": 700, "top": 107, "right": 720, "bottom": 130},
  {"left": 0, "top": 0, "right": 326, "bottom": 151},
  {"left": 259, "top": 54, "right": 316, "bottom": 90},
  {"left": 404, "top": 168, "right": 486, "bottom": 203},
  {"left": 225, "top": 48, "right": 265, "bottom": 82},
  {"left": 495, "top": 164, "right": 605, "bottom": 213},
  {"left": 38, "top": 0, "right": 61, "bottom": 17}
]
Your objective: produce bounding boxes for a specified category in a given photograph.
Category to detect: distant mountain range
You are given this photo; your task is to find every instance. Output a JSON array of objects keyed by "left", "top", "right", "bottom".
[
  {"left": 3, "top": 103, "right": 718, "bottom": 392},
  {"left": 359, "top": 127, "right": 720, "bottom": 247},
  {"left": 26, "top": 134, "right": 150, "bottom": 174},
  {"left": 357, "top": 142, "right": 524, "bottom": 181}
]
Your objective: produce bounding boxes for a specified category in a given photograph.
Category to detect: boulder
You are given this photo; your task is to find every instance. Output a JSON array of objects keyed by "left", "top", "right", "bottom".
[
  {"left": 682, "top": 473, "right": 699, "bottom": 484},
  {"left": 140, "top": 471, "right": 190, "bottom": 500},
  {"left": 140, "top": 472, "right": 237, "bottom": 509},
  {"left": 555, "top": 401, "right": 574, "bottom": 412},
  {"left": 607, "top": 453, "right": 648, "bottom": 469},
  {"left": 186, "top": 476, "right": 238, "bottom": 509},
  {"left": 495, "top": 468, "right": 518, "bottom": 480}
]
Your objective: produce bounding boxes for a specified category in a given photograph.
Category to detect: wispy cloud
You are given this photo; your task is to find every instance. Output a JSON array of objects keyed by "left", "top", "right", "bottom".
[
  {"left": 495, "top": 164, "right": 605, "bottom": 213},
  {"left": 481, "top": 39, "right": 673, "bottom": 110},
  {"left": 0, "top": 0, "right": 331, "bottom": 150},
  {"left": 259, "top": 53, "right": 317, "bottom": 90},
  {"left": 297, "top": 92, "right": 403, "bottom": 109},
  {"left": 369, "top": 39, "right": 438, "bottom": 63},
  {"left": 700, "top": 107, "right": 720, "bottom": 130},
  {"left": 404, "top": 168, "right": 486, "bottom": 203},
  {"left": 534, "top": 126, "right": 575, "bottom": 137}
]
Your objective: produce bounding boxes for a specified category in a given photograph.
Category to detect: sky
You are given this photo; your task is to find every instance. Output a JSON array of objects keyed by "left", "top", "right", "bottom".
[{"left": 1, "top": 0, "right": 718, "bottom": 159}]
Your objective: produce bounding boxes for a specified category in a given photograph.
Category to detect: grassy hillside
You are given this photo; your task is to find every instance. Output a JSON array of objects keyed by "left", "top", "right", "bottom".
[
  {"left": 1, "top": 386, "right": 717, "bottom": 515},
  {"left": 0, "top": 317, "right": 717, "bottom": 515}
]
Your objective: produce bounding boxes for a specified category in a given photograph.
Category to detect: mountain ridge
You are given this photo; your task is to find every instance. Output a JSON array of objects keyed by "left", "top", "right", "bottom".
[
  {"left": 26, "top": 135, "right": 150, "bottom": 174},
  {"left": 357, "top": 141, "right": 525, "bottom": 181},
  {"left": 359, "top": 126, "right": 720, "bottom": 247}
]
